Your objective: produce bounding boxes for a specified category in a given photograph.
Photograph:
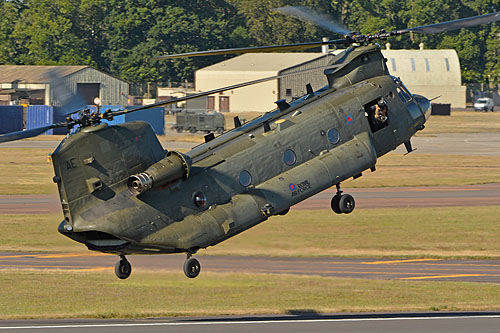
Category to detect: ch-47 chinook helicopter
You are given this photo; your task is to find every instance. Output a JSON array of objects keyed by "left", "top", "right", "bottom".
[{"left": 1, "top": 7, "right": 499, "bottom": 280}]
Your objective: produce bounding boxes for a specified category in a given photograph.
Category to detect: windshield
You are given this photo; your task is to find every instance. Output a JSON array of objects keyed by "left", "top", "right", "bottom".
[{"left": 476, "top": 99, "right": 489, "bottom": 103}]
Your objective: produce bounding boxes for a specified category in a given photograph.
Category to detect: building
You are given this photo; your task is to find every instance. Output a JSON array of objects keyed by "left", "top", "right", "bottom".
[
  {"left": 0, "top": 65, "right": 128, "bottom": 106},
  {"left": 194, "top": 47, "right": 466, "bottom": 112}
]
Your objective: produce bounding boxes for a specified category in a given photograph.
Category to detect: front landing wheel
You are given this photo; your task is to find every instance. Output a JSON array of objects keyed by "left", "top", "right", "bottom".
[
  {"left": 183, "top": 257, "right": 201, "bottom": 278},
  {"left": 115, "top": 256, "right": 132, "bottom": 279}
]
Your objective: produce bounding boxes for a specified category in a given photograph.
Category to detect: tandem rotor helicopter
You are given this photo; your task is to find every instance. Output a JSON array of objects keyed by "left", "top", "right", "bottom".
[{"left": 1, "top": 7, "right": 499, "bottom": 279}]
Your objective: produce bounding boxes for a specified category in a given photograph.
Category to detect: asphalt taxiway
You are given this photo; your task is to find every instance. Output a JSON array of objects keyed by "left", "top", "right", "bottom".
[
  {"left": 0, "top": 313, "right": 499, "bottom": 333},
  {"left": 1, "top": 253, "right": 500, "bottom": 283},
  {"left": 1, "top": 183, "right": 499, "bottom": 214}
]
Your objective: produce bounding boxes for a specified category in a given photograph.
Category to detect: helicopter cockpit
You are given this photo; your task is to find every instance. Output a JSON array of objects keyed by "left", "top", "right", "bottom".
[{"left": 392, "top": 76, "right": 431, "bottom": 122}]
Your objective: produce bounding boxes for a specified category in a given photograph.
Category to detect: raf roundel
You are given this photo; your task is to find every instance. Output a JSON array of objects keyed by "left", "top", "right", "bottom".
[
  {"left": 289, "top": 183, "right": 296, "bottom": 191},
  {"left": 346, "top": 115, "right": 353, "bottom": 124}
]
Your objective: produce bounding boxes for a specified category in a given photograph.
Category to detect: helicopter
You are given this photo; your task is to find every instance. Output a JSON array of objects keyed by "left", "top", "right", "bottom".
[{"left": 1, "top": 7, "right": 499, "bottom": 280}]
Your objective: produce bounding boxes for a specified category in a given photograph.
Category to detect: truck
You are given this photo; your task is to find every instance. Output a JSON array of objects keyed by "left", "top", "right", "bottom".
[{"left": 173, "top": 110, "right": 225, "bottom": 134}]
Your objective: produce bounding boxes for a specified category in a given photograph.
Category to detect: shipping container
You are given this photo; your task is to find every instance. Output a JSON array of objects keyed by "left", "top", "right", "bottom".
[
  {"left": 0, "top": 106, "right": 23, "bottom": 134},
  {"left": 101, "top": 105, "right": 164, "bottom": 135},
  {"left": 27, "top": 105, "right": 70, "bottom": 135}
]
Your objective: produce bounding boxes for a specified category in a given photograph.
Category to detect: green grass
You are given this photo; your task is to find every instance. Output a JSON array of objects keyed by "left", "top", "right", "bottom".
[
  {"left": 0, "top": 270, "right": 498, "bottom": 319},
  {"left": 1, "top": 207, "right": 500, "bottom": 258},
  {"left": 421, "top": 111, "right": 500, "bottom": 134},
  {"left": 0, "top": 148, "right": 57, "bottom": 195}
]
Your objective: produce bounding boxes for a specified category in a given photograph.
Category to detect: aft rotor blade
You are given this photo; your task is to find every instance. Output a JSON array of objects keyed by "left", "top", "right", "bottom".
[
  {"left": 274, "top": 6, "right": 351, "bottom": 36},
  {"left": 45, "top": 69, "right": 87, "bottom": 115},
  {"left": 108, "top": 64, "right": 340, "bottom": 116},
  {"left": 0, "top": 123, "right": 67, "bottom": 144},
  {"left": 154, "top": 39, "right": 348, "bottom": 59},
  {"left": 399, "top": 11, "right": 500, "bottom": 34}
]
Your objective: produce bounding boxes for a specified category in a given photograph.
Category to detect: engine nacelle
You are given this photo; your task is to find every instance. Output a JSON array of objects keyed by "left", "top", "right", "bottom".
[{"left": 127, "top": 151, "right": 192, "bottom": 195}]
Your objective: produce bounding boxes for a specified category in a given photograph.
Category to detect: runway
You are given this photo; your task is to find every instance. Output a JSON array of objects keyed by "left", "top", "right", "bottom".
[
  {"left": 0, "top": 313, "right": 499, "bottom": 332},
  {"left": 1, "top": 252, "right": 500, "bottom": 283},
  {"left": 1, "top": 183, "right": 499, "bottom": 214}
]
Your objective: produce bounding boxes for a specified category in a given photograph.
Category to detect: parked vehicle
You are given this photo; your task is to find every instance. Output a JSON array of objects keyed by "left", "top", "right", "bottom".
[
  {"left": 173, "top": 110, "right": 224, "bottom": 134},
  {"left": 474, "top": 97, "right": 494, "bottom": 111}
]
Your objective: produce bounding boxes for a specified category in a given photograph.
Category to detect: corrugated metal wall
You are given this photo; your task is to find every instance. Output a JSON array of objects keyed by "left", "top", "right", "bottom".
[
  {"left": 51, "top": 67, "right": 129, "bottom": 106},
  {"left": 279, "top": 54, "right": 333, "bottom": 102},
  {"left": 26, "top": 105, "right": 69, "bottom": 135},
  {"left": 0, "top": 106, "right": 23, "bottom": 134}
]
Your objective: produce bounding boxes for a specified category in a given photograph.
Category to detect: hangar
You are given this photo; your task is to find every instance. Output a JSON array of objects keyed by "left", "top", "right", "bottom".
[
  {"left": 195, "top": 46, "right": 466, "bottom": 112},
  {"left": 0, "top": 65, "right": 128, "bottom": 106}
]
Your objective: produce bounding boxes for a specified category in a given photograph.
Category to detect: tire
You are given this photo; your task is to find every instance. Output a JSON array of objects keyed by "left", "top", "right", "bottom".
[
  {"left": 330, "top": 195, "right": 342, "bottom": 214},
  {"left": 183, "top": 258, "right": 201, "bottom": 278},
  {"left": 339, "top": 194, "right": 355, "bottom": 214},
  {"left": 115, "top": 258, "right": 132, "bottom": 279},
  {"left": 216, "top": 127, "right": 224, "bottom": 134},
  {"left": 176, "top": 127, "right": 183, "bottom": 133},
  {"left": 189, "top": 128, "right": 196, "bottom": 134}
]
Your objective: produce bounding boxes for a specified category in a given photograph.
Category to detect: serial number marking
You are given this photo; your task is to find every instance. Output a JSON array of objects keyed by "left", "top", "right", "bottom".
[{"left": 291, "top": 180, "right": 311, "bottom": 197}]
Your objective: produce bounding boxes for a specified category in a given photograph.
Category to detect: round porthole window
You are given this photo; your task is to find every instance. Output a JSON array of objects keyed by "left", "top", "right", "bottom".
[
  {"left": 327, "top": 128, "right": 341, "bottom": 145},
  {"left": 239, "top": 170, "right": 252, "bottom": 187},
  {"left": 193, "top": 192, "right": 207, "bottom": 208},
  {"left": 283, "top": 149, "right": 297, "bottom": 166}
]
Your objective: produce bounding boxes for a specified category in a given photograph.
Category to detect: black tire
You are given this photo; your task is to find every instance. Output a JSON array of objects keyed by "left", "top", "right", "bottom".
[
  {"left": 115, "top": 258, "right": 132, "bottom": 279},
  {"left": 278, "top": 207, "right": 290, "bottom": 216},
  {"left": 216, "top": 127, "right": 224, "bottom": 134},
  {"left": 189, "top": 128, "right": 196, "bottom": 133},
  {"left": 339, "top": 194, "right": 355, "bottom": 214},
  {"left": 183, "top": 257, "right": 201, "bottom": 278},
  {"left": 330, "top": 195, "right": 342, "bottom": 214},
  {"left": 176, "top": 127, "right": 183, "bottom": 133}
]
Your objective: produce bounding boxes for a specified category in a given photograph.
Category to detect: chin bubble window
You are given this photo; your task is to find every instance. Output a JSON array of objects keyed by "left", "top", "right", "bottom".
[
  {"left": 327, "top": 128, "right": 341, "bottom": 145},
  {"left": 283, "top": 149, "right": 297, "bottom": 166},
  {"left": 193, "top": 192, "right": 207, "bottom": 208},
  {"left": 239, "top": 170, "right": 252, "bottom": 187}
]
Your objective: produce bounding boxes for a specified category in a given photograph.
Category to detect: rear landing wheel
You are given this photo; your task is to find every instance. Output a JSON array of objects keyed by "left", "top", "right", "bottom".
[
  {"left": 183, "top": 257, "right": 201, "bottom": 278},
  {"left": 115, "top": 256, "right": 131, "bottom": 279}
]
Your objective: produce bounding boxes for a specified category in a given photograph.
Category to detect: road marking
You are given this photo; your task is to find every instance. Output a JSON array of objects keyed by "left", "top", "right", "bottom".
[
  {"left": 362, "top": 259, "right": 442, "bottom": 265},
  {"left": 1, "top": 315, "right": 500, "bottom": 330},
  {"left": 400, "top": 274, "right": 485, "bottom": 280}
]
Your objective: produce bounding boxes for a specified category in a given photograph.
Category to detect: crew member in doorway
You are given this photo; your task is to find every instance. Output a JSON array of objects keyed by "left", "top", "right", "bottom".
[{"left": 373, "top": 98, "right": 387, "bottom": 123}]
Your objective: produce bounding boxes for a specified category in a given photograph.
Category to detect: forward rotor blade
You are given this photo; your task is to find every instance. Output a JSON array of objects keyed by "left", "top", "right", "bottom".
[
  {"left": 400, "top": 11, "right": 500, "bottom": 34},
  {"left": 154, "top": 39, "right": 347, "bottom": 60},
  {"left": 0, "top": 123, "right": 67, "bottom": 144},
  {"left": 108, "top": 63, "right": 340, "bottom": 116},
  {"left": 274, "top": 6, "right": 351, "bottom": 36}
]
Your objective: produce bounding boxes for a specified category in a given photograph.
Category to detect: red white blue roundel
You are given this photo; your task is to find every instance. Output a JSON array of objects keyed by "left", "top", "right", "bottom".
[
  {"left": 346, "top": 115, "right": 353, "bottom": 124},
  {"left": 289, "top": 183, "right": 296, "bottom": 191}
]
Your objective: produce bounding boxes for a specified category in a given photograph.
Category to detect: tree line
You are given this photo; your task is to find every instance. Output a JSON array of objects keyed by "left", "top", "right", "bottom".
[{"left": 1, "top": 0, "right": 499, "bottom": 85}]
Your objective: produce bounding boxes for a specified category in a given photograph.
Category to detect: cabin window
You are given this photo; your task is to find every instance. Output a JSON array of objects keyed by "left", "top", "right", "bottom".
[
  {"left": 365, "top": 98, "right": 389, "bottom": 133},
  {"left": 327, "top": 128, "right": 341, "bottom": 145},
  {"left": 410, "top": 58, "right": 416, "bottom": 72},
  {"left": 199, "top": 116, "right": 205, "bottom": 122},
  {"left": 239, "top": 170, "right": 252, "bottom": 187},
  {"left": 283, "top": 149, "right": 297, "bottom": 166},
  {"left": 445, "top": 58, "right": 450, "bottom": 72},
  {"left": 193, "top": 192, "right": 207, "bottom": 208},
  {"left": 390, "top": 58, "right": 397, "bottom": 71},
  {"left": 425, "top": 58, "right": 430, "bottom": 72}
]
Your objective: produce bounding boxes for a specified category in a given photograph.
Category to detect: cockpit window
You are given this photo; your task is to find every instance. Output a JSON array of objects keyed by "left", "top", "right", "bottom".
[{"left": 397, "top": 87, "right": 412, "bottom": 103}]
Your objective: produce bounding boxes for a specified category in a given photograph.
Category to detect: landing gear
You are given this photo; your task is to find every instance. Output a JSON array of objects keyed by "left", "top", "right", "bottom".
[
  {"left": 115, "top": 255, "right": 132, "bottom": 279},
  {"left": 331, "top": 184, "right": 355, "bottom": 214},
  {"left": 183, "top": 255, "right": 201, "bottom": 278}
]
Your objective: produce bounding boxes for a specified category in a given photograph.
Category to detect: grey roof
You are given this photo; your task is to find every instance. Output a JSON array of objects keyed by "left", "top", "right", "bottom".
[{"left": 0, "top": 65, "right": 89, "bottom": 83}]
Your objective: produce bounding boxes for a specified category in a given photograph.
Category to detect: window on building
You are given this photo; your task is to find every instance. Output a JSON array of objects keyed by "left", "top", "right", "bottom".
[
  {"left": 391, "top": 58, "right": 397, "bottom": 71},
  {"left": 425, "top": 58, "right": 430, "bottom": 72},
  {"left": 410, "top": 58, "right": 416, "bottom": 72},
  {"left": 445, "top": 58, "right": 450, "bottom": 72},
  {"left": 285, "top": 89, "right": 292, "bottom": 96}
]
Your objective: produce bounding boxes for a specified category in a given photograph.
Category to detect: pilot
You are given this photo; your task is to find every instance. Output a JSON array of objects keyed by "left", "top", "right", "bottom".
[{"left": 372, "top": 99, "right": 387, "bottom": 123}]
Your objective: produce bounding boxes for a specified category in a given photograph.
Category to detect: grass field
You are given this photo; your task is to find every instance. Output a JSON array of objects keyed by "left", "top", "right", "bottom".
[
  {"left": 420, "top": 111, "right": 500, "bottom": 134},
  {"left": 0, "top": 270, "right": 498, "bottom": 319},
  {"left": 1, "top": 207, "right": 499, "bottom": 258},
  {"left": 2, "top": 148, "right": 500, "bottom": 195}
]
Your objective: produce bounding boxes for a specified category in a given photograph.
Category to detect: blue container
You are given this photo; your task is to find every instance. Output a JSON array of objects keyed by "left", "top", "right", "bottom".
[
  {"left": 101, "top": 105, "right": 164, "bottom": 135},
  {"left": 0, "top": 106, "right": 23, "bottom": 134},
  {"left": 27, "top": 106, "right": 70, "bottom": 135}
]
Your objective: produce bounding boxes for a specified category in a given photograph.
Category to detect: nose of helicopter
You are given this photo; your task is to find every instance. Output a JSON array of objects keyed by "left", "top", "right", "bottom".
[{"left": 413, "top": 94, "right": 431, "bottom": 121}]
